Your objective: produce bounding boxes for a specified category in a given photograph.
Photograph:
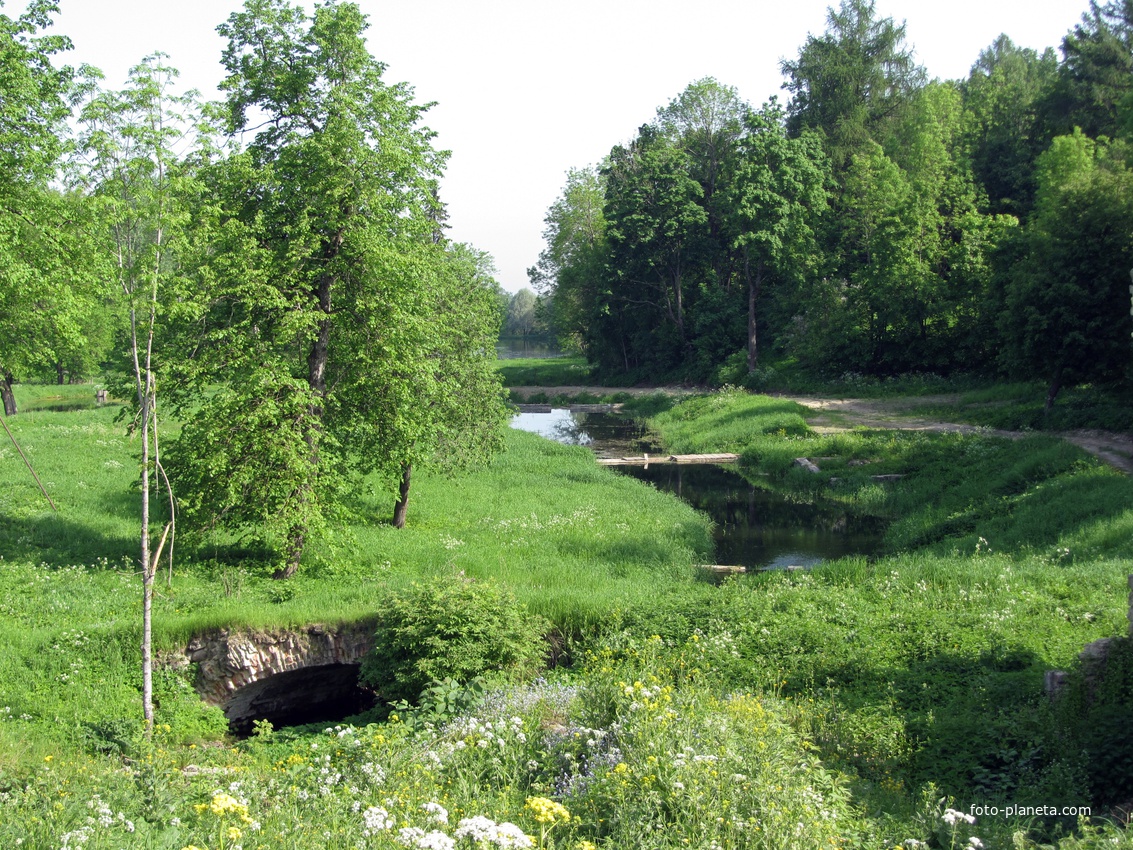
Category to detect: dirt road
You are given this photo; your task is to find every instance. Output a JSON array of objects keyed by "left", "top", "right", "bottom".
[{"left": 777, "top": 394, "right": 1133, "bottom": 475}]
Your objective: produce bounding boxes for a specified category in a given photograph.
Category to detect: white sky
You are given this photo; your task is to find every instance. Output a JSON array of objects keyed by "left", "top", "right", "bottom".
[{"left": 8, "top": 0, "right": 1090, "bottom": 292}]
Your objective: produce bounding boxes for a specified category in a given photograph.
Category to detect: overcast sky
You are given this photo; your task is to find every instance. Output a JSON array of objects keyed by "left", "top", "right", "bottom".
[{"left": 9, "top": 0, "right": 1090, "bottom": 292}]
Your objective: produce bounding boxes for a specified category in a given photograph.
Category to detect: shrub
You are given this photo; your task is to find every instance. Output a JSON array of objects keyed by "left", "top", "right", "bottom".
[{"left": 359, "top": 574, "right": 548, "bottom": 705}]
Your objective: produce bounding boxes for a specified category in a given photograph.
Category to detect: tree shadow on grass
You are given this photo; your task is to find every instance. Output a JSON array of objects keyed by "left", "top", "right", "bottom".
[
  {"left": 801, "top": 645, "right": 1085, "bottom": 809},
  {"left": 0, "top": 485, "right": 176, "bottom": 568},
  {"left": 0, "top": 508, "right": 135, "bottom": 568}
]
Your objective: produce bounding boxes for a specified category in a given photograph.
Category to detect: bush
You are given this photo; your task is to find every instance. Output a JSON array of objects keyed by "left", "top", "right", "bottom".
[{"left": 359, "top": 574, "right": 549, "bottom": 705}]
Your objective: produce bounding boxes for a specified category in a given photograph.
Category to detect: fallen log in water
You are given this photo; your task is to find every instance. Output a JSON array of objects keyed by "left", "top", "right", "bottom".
[
  {"left": 514, "top": 403, "right": 620, "bottom": 413},
  {"left": 597, "top": 452, "right": 740, "bottom": 466},
  {"left": 696, "top": 564, "right": 810, "bottom": 574}
]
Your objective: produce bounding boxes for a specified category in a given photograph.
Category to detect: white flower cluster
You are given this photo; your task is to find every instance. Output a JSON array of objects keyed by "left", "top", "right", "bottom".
[
  {"left": 397, "top": 826, "right": 455, "bottom": 850},
  {"left": 360, "top": 760, "right": 387, "bottom": 786},
  {"left": 941, "top": 808, "right": 976, "bottom": 826},
  {"left": 362, "top": 805, "right": 394, "bottom": 836},
  {"left": 454, "top": 816, "right": 534, "bottom": 849},
  {"left": 489, "top": 505, "right": 597, "bottom": 535}
]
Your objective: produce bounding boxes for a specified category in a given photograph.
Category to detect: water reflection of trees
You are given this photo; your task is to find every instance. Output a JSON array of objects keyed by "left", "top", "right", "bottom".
[
  {"left": 549, "top": 413, "right": 592, "bottom": 446},
  {"left": 620, "top": 464, "right": 887, "bottom": 568}
]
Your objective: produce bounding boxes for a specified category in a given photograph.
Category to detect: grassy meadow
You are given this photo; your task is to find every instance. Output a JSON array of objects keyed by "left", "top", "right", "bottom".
[{"left": 0, "top": 384, "right": 1131, "bottom": 848}]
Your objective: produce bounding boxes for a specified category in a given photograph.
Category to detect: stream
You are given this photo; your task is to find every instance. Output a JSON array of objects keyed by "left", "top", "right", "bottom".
[{"left": 511, "top": 408, "right": 885, "bottom": 571}]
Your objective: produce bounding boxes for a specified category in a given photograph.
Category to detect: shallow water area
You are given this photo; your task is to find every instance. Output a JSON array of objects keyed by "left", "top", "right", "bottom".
[
  {"left": 510, "top": 408, "right": 656, "bottom": 456},
  {"left": 496, "top": 338, "right": 563, "bottom": 359},
  {"left": 511, "top": 409, "right": 885, "bottom": 571}
]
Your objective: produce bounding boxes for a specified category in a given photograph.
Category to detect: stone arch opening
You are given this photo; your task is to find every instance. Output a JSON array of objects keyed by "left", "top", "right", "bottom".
[
  {"left": 185, "top": 622, "right": 377, "bottom": 735},
  {"left": 223, "top": 663, "right": 375, "bottom": 735}
]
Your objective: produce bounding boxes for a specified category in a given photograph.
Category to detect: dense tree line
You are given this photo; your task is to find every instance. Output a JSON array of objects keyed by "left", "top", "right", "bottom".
[
  {"left": 533, "top": 0, "right": 1133, "bottom": 408},
  {"left": 0, "top": 0, "right": 508, "bottom": 577}
]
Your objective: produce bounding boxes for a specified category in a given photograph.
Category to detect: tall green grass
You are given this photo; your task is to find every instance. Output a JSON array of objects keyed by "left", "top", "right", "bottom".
[{"left": 494, "top": 356, "right": 593, "bottom": 387}]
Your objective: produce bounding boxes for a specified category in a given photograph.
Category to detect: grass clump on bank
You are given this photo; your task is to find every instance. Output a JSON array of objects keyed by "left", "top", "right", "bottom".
[{"left": 909, "top": 382, "right": 1133, "bottom": 432}]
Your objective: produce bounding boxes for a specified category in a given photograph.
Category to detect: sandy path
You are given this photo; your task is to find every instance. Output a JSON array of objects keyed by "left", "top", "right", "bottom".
[{"left": 777, "top": 394, "right": 1133, "bottom": 475}]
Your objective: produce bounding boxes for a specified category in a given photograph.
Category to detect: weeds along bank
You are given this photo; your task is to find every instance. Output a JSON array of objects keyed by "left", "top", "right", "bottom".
[{"left": 1, "top": 385, "right": 1132, "bottom": 847}]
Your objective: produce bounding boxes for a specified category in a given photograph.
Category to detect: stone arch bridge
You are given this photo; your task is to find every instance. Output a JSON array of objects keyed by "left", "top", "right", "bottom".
[{"left": 183, "top": 622, "right": 376, "bottom": 734}]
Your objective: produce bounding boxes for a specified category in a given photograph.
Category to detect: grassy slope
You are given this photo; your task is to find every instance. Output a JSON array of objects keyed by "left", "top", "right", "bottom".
[
  {"left": 635, "top": 389, "right": 1133, "bottom": 840},
  {"left": 3, "top": 384, "right": 1133, "bottom": 847},
  {"left": 0, "top": 386, "right": 713, "bottom": 745}
]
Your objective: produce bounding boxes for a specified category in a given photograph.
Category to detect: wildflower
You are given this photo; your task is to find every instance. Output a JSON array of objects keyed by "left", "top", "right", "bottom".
[
  {"left": 422, "top": 801, "right": 449, "bottom": 825},
  {"left": 967, "top": 839, "right": 984, "bottom": 849},
  {"left": 208, "top": 792, "right": 252, "bottom": 823},
  {"left": 398, "top": 827, "right": 427, "bottom": 846},
  {"left": 398, "top": 827, "right": 455, "bottom": 850},
  {"left": 525, "top": 796, "right": 570, "bottom": 825},
  {"left": 941, "top": 809, "right": 975, "bottom": 826},
  {"left": 363, "top": 806, "right": 394, "bottom": 835},
  {"left": 492, "top": 822, "right": 534, "bottom": 849},
  {"left": 456, "top": 816, "right": 497, "bottom": 842}
]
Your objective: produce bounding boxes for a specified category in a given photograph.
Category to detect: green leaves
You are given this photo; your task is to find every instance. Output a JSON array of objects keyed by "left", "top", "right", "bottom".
[{"left": 997, "top": 132, "right": 1133, "bottom": 407}]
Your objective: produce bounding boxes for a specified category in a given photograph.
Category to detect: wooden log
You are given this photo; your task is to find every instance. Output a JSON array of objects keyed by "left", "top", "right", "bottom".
[
  {"left": 697, "top": 563, "right": 810, "bottom": 574},
  {"left": 597, "top": 453, "right": 740, "bottom": 466},
  {"left": 568, "top": 403, "right": 618, "bottom": 413}
]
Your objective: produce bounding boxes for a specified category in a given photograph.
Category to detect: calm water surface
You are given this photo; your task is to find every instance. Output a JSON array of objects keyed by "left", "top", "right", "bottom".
[
  {"left": 511, "top": 408, "right": 885, "bottom": 570},
  {"left": 496, "top": 338, "right": 564, "bottom": 359}
]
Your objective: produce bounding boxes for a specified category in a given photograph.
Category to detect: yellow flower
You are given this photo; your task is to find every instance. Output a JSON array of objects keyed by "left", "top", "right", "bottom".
[
  {"left": 226, "top": 826, "right": 242, "bottom": 841},
  {"left": 525, "top": 796, "right": 571, "bottom": 825}
]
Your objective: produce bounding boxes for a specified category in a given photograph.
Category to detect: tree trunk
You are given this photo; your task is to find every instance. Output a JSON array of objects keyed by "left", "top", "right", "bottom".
[
  {"left": 56, "top": 363, "right": 65, "bottom": 385},
  {"left": 279, "top": 232, "right": 341, "bottom": 578},
  {"left": 140, "top": 376, "right": 154, "bottom": 731},
  {"left": 274, "top": 527, "right": 305, "bottom": 579},
  {"left": 0, "top": 373, "right": 15, "bottom": 416},
  {"left": 746, "top": 253, "right": 764, "bottom": 374},
  {"left": 1044, "top": 369, "right": 1063, "bottom": 416},
  {"left": 393, "top": 463, "right": 413, "bottom": 529}
]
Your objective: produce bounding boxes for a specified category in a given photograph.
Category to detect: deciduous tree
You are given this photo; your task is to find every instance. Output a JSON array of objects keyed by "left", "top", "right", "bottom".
[
  {"left": 167, "top": 0, "right": 501, "bottom": 573},
  {"left": 997, "top": 130, "right": 1133, "bottom": 410},
  {"left": 74, "top": 54, "right": 197, "bottom": 730},
  {"left": 724, "top": 104, "right": 828, "bottom": 372}
]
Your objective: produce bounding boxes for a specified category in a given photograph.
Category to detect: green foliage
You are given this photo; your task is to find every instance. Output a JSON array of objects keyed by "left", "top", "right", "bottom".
[
  {"left": 996, "top": 131, "right": 1133, "bottom": 409},
  {"left": 962, "top": 35, "right": 1059, "bottom": 216},
  {"left": 386, "top": 676, "right": 487, "bottom": 732},
  {"left": 359, "top": 575, "right": 549, "bottom": 705},
  {"left": 527, "top": 166, "right": 608, "bottom": 354},
  {"left": 1048, "top": 0, "right": 1133, "bottom": 139},
  {"left": 781, "top": 0, "right": 925, "bottom": 168},
  {"left": 163, "top": 1, "right": 504, "bottom": 569}
]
